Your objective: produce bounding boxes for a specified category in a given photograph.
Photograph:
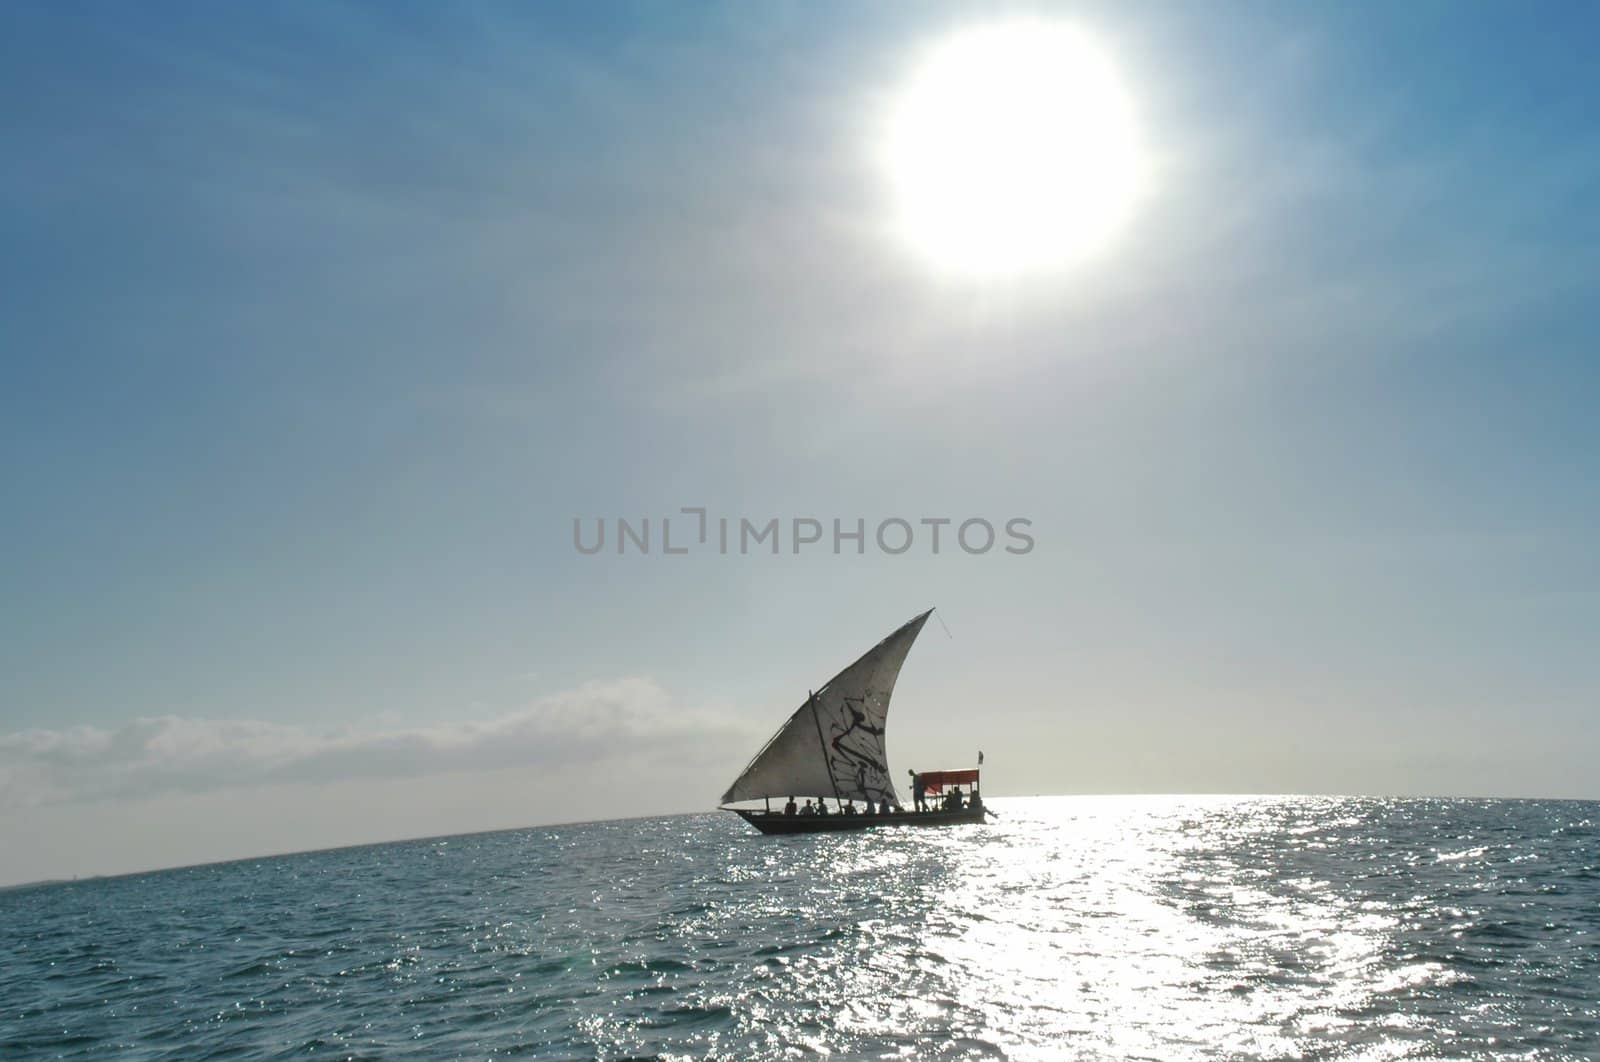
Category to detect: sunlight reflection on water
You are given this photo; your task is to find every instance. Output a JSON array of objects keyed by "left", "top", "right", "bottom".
[{"left": 3, "top": 796, "right": 1599, "bottom": 1058}]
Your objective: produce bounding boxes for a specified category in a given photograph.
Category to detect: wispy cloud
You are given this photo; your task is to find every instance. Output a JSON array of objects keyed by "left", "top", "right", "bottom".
[{"left": 0, "top": 679, "right": 751, "bottom": 810}]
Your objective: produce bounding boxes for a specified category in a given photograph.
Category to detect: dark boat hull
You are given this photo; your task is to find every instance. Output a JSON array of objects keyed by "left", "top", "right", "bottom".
[{"left": 732, "top": 807, "right": 986, "bottom": 834}]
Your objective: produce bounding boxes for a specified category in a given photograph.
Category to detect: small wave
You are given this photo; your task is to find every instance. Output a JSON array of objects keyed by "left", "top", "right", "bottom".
[
  {"left": 1436, "top": 846, "right": 1488, "bottom": 862},
  {"left": 600, "top": 957, "right": 695, "bottom": 980}
]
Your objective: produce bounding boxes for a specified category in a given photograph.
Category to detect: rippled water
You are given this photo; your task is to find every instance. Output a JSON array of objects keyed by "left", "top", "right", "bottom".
[{"left": 4, "top": 796, "right": 1599, "bottom": 1058}]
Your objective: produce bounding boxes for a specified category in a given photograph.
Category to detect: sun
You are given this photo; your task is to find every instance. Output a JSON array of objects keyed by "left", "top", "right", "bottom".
[{"left": 882, "top": 21, "right": 1144, "bottom": 279}]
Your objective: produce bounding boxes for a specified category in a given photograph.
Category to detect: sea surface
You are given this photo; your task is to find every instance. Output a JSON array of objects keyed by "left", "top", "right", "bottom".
[{"left": 3, "top": 796, "right": 1599, "bottom": 1059}]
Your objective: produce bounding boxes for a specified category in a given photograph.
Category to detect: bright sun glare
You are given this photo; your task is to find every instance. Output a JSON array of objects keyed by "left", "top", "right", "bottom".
[{"left": 884, "top": 21, "right": 1143, "bottom": 279}]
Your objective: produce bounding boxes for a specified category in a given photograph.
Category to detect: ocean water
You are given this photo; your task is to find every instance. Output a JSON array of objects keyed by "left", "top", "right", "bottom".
[{"left": 3, "top": 796, "right": 1598, "bottom": 1059}]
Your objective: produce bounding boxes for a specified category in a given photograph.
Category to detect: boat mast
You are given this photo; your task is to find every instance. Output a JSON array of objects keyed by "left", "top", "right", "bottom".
[{"left": 807, "top": 689, "right": 843, "bottom": 809}]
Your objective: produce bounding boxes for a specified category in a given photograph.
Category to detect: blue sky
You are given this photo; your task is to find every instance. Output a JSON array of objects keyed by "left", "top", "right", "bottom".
[{"left": 2, "top": 1, "right": 1598, "bottom": 882}]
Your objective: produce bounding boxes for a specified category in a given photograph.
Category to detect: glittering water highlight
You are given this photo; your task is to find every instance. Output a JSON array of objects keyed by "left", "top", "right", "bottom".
[{"left": 4, "top": 796, "right": 1598, "bottom": 1057}]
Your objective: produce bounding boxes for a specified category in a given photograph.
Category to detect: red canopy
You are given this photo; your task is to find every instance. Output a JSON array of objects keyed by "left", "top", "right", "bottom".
[{"left": 917, "top": 768, "right": 979, "bottom": 792}]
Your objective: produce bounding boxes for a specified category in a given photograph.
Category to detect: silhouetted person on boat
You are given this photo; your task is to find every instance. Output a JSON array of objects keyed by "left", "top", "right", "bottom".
[
  {"left": 968, "top": 788, "right": 983, "bottom": 813},
  {"left": 816, "top": 799, "right": 830, "bottom": 816},
  {"left": 801, "top": 799, "right": 816, "bottom": 816},
  {"left": 844, "top": 800, "right": 857, "bottom": 816},
  {"left": 910, "top": 770, "right": 928, "bottom": 811},
  {"left": 784, "top": 796, "right": 797, "bottom": 817}
]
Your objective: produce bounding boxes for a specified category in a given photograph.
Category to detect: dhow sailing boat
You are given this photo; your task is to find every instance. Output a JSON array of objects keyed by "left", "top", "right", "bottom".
[{"left": 721, "top": 608, "right": 986, "bottom": 834}]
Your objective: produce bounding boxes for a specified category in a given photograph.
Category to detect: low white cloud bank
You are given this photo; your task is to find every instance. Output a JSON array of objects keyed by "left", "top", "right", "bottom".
[{"left": 0, "top": 679, "right": 752, "bottom": 810}]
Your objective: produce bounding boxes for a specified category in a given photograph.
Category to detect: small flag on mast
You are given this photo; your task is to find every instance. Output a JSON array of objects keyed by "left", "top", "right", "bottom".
[{"left": 978, "top": 750, "right": 984, "bottom": 765}]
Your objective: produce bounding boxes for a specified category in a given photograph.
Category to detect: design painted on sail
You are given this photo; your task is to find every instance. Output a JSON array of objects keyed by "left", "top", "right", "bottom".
[
  {"left": 825, "top": 694, "right": 894, "bottom": 806},
  {"left": 721, "top": 610, "right": 932, "bottom": 806}
]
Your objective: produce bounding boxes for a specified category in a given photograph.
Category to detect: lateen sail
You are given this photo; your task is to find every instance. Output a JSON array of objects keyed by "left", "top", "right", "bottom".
[{"left": 721, "top": 609, "right": 933, "bottom": 807}]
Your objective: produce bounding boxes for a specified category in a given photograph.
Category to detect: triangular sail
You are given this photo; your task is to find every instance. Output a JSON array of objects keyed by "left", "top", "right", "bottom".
[{"left": 721, "top": 609, "right": 932, "bottom": 807}]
